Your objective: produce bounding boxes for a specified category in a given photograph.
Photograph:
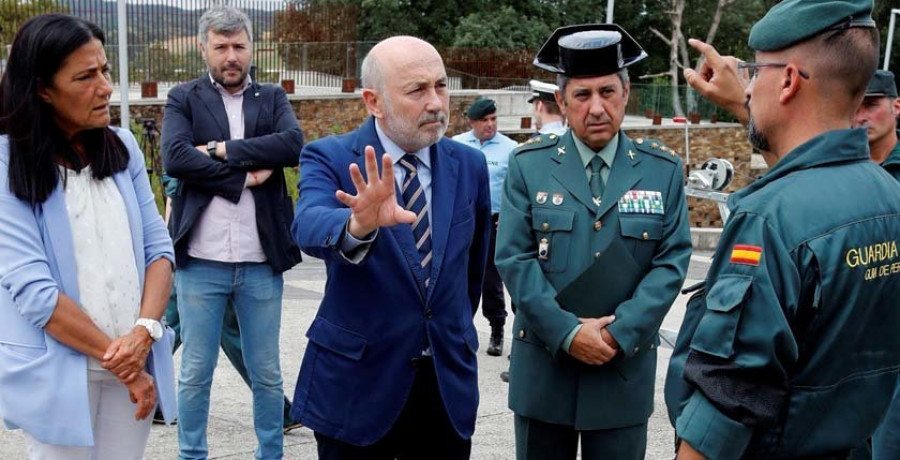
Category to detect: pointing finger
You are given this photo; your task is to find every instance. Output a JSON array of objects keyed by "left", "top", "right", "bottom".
[{"left": 688, "top": 38, "right": 724, "bottom": 68}]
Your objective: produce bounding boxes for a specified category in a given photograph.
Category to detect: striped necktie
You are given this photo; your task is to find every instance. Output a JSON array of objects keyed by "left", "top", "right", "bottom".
[{"left": 399, "top": 154, "right": 433, "bottom": 288}]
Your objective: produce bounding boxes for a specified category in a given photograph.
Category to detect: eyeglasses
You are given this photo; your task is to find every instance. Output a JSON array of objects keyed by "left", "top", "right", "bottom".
[{"left": 736, "top": 62, "right": 811, "bottom": 87}]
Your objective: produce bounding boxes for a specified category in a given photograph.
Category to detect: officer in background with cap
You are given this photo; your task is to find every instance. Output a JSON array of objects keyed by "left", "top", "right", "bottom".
[
  {"left": 665, "top": 1, "right": 900, "bottom": 459},
  {"left": 452, "top": 98, "right": 517, "bottom": 357},
  {"left": 528, "top": 80, "right": 567, "bottom": 137},
  {"left": 855, "top": 70, "right": 900, "bottom": 183},
  {"left": 495, "top": 24, "right": 691, "bottom": 459},
  {"left": 862, "top": 70, "right": 900, "bottom": 459}
]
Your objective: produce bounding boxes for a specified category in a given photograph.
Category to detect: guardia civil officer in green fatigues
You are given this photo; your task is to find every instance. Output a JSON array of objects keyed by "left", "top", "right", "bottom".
[
  {"left": 856, "top": 70, "right": 900, "bottom": 183},
  {"left": 665, "top": 2, "right": 900, "bottom": 459},
  {"left": 495, "top": 24, "right": 692, "bottom": 460},
  {"left": 863, "top": 70, "right": 900, "bottom": 459}
]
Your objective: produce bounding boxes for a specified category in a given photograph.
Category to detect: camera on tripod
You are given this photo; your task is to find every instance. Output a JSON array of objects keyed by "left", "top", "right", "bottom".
[{"left": 139, "top": 118, "right": 158, "bottom": 135}]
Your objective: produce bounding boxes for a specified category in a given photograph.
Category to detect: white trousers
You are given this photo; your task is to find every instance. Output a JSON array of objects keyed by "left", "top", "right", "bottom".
[{"left": 24, "top": 370, "right": 153, "bottom": 460}]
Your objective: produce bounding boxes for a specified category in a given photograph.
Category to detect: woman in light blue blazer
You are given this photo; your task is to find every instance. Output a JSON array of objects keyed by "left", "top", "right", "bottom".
[{"left": 0, "top": 15, "right": 175, "bottom": 459}]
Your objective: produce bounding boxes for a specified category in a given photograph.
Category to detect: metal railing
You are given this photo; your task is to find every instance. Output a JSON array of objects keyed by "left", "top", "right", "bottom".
[
  {"left": 628, "top": 84, "right": 734, "bottom": 121},
  {"left": 0, "top": 1, "right": 541, "bottom": 90},
  {"left": 0, "top": 0, "right": 362, "bottom": 86},
  {"left": 0, "top": 0, "right": 749, "bottom": 111}
]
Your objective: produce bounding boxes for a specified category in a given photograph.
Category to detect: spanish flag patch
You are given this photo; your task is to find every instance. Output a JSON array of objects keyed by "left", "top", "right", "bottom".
[{"left": 730, "top": 245, "right": 762, "bottom": 266}]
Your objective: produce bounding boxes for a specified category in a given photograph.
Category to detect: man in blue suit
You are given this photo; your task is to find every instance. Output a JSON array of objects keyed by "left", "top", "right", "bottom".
[
  {"left": 291, "top": 35, "right": 491, "bottom": 459},
  {"left": 160, "top": 5, "right": 303, "bottom": 459}
]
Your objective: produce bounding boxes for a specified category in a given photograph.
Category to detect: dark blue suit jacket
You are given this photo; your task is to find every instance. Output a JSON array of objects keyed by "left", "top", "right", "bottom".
[
  {"left": 161, "top": 76, "right": 303, "bottom": 273},
  {"left": 290, "top": 117, "right": 491, "bottom": 445}
]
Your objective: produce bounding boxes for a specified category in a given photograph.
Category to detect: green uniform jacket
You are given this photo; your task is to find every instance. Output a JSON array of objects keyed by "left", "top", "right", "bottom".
[
  {"left": 882, "top": 130, "right": 900, "bottom": 181},
  {"left": 665, "top": 129, "right": 900, "bottom": 459},
  {"left": 496, "top": 130, "right": 691, "bottom": 430}
]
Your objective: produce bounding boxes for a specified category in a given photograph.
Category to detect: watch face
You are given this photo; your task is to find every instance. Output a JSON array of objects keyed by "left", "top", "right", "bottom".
[
  {"left": 151, "top": 322, "right": 163, "bottom": 338},
  {"left": 138, "top": 319, "right": 163, "bottom": 340},
  {"left": 207, "top": 140, "right": 216, "bottom": 151}
]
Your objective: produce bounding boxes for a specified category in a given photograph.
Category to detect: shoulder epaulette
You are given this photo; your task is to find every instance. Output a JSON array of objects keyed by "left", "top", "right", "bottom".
[
  {"left": 631, "top": 137, "right": 681, "bottom": 164},
  {"left": 513, "top": 133, "right": 561, "bottom": 155}
]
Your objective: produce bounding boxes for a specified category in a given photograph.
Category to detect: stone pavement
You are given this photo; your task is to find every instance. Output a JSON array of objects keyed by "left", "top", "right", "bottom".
[{"left": 0, "top": 254, "right": 712, "bottom": 459}]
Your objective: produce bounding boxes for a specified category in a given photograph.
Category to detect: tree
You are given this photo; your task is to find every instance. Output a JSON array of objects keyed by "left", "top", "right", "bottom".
[
  {"left": 273, "top": 1, "right": 358, "bottom": 73},
  {"left": 874, "top": 2, "right": 900, "bottom": 77},
  {"left": 452, "top": 6, "right": 550, "bottom": 50},
  {"left": 644, "top": 0, "right": 748, "bottom": 116},
  {"left": 0, "top": 0, "right": 66, "bottom": 52},
  {"left": 271, "top": 0, "right": 775, "bottom": 97}
]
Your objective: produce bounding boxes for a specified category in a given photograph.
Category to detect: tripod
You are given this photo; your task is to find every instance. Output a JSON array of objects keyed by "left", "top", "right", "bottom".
[{"left": 140, "top": 119, "right": 164, "bottom": 204}]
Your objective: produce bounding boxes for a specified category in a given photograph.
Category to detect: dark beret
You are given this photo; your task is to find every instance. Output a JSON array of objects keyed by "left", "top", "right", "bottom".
[
  {"left": 748, "top": 0, "right": 875, "bottom": 51},
  {"left": 467, "top": 98, "right": 497, "bottom": 120}
]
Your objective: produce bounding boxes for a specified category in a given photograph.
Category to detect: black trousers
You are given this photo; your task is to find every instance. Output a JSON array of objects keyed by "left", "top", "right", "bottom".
[
  {"left": 315, "top": 358, "right": 471, "bottom": 460},
  {"left": 514, "top": 415, "right": 647, "bottom": 460},
  {"left": 482, "top": 214, "right": 507, "bottom": 327}
]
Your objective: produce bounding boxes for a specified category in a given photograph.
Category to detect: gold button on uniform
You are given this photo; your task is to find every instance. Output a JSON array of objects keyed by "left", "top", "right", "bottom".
[
  {"left": 642, "top": 231, "right": 649, "bottom": 240},
  {"left": 593, "top": 221, "right": 602, "bottom": 231},
  {"left": 541, "top": 222, "right": 549, "bottom": 231},
  {"left": 594, "top": 251, "right": 602, "bottom": 259}
]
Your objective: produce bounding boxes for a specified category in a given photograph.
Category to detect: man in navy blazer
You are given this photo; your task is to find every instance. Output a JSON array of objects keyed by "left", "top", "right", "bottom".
[
  {"left": 291, "top": 36, "right": 491, "bottom": 459},
  {"left": 160, "top": 5, "right": 303, "bottom": 459}
]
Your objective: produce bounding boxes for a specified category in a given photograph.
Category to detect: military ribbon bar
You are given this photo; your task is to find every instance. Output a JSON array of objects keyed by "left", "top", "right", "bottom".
[{"left": 730, "top": 245, "right": 763, "bottom": 266}]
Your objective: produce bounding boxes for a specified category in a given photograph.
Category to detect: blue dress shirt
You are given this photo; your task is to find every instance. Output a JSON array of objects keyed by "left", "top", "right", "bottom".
[{"left": 452, "top": 130, "right": 517, "bottom": 214}]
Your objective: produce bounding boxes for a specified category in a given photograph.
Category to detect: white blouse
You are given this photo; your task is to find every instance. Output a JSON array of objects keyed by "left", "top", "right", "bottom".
[{"left": 61, "top": 166, "right": 142, "bottom": 370}]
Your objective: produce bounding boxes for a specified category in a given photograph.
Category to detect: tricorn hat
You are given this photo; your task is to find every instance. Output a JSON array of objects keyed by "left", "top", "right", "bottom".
[{"left": 534, "top": 24, "right": 647, "bottom": 77}]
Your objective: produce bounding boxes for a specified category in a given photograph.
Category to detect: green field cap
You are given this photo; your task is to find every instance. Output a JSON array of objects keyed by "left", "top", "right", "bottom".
[{"left": 749, "top": 0, "right": 875, "bottom": 51}]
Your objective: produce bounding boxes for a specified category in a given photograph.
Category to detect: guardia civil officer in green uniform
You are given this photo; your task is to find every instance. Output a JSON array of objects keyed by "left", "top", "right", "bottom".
[
  {"left": 665, "top": 2, "right": 900, "bottom": 459},
  {"left": 863, "top": 70, "right": 900, "bottom": 459},
  {"left": 856, "top": 70, "right": 900, "bottom": 183},
  {"left": 495, "top": 24, "right": 692, "bottom": 459}
]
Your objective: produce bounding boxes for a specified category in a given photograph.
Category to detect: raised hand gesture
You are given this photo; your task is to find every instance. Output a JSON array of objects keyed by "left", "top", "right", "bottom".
[
  {"left": 683, "top": 38, "right": 748, "bottom": 126},
  {"left": 336, "top": 145, "right": 416, "bottom": 238}
]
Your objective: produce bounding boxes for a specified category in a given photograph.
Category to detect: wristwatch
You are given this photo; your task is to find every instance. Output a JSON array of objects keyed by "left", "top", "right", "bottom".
[
  {"left": 135, "top": 318, "right": 163, "bottom": 342},
  {"left": 206, "top": 140, "right": 219, "bottom": 158}
]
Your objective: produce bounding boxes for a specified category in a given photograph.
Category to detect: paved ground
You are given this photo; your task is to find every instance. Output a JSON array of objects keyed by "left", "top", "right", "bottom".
[{"left": 0, "top": 253, "right": 712, "bottom": 459}]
